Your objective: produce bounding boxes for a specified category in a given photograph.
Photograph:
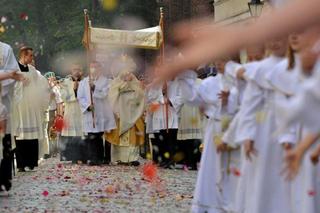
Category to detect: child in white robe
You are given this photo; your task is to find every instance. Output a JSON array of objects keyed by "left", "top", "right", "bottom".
[
  {"left": 221, "top": 45, "right": 266, "bottom": 213},
  {"left": 236, "top": 38, "right": 292, "bottom": 213},
  {"left": 177, "top": 68, "right": 238, "bottom": 213},
  {"left": 273, "top": 30, "right": 320, "bottom": 213}
]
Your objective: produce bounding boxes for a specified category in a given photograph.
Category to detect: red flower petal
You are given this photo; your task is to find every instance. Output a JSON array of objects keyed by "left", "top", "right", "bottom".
[
  {"left": 232, "top": 167, "right": 241, "bottom": 177},
  {"left": 42, "top": 190, "right": 49, "bottom": 197},
  {"left": 308, "top": 190, "right": 316, "bottom": 197},
  {"left": 142, "top": 162, "right": 158, "bottom": 182}
]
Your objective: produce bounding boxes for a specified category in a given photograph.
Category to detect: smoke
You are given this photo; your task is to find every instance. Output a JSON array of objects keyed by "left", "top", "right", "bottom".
[{"left": 51, "top": 50, "right": 87, "bottom": 77}]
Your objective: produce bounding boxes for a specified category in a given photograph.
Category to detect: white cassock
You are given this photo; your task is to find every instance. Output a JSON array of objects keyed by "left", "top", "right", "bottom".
[
  {"left": 271, "top": 56, "right": 320, "bottom": 213},
  {"left": 148, "top": 81, "right": 180, "bottom": 132},
  {"left": 223, "top": 61, "right": 260, "bottom": 145},
  {"left": 11, "top": 65, "right": 50, "bottom": 159},
  {"left": 59, "top": 78, "right": 83, "bottom": 137},
  {"left": 177, "top": 70, "right": 237, "bottom": 213},
  {"left": 77, "top": 76, "right": 116, "bottom": 134},
  {"left": 225, "top": 61, "right": 263, "bottom": 213},
  {"left": 0, "top": 42, "right": 19, "bottom": 159},
  {"left": 236, "top": 55, "right": 292, "bottom": 213}
]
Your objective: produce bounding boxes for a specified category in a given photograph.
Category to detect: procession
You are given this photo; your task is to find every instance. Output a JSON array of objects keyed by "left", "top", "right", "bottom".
[{"left": 1, "top": 0, "right": 320, "bottom": 212}]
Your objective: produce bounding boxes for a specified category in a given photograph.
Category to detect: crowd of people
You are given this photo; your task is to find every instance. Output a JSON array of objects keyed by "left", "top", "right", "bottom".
[{"left": 0, "top": 44, "right": 205, "bottom": 194}]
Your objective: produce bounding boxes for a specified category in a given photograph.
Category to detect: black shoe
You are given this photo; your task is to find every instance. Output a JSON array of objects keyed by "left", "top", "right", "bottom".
[
  {"left": 3, "top": 180, "right": 11, "bottom": 191},
  {"left": 88, "top": 161, "right": 101, "bottom": 166},
  {"left": 28, "top": 166, "right": 34, "bottom": 171},
  {"left": 129, "top": 161, "right": 140, "bottom": 167},
  {"left": 159, "top": 161, "right": 168, "bottom": 168},
  {"left": 163, "top": 162, "right": 175, "bottom": 169}
]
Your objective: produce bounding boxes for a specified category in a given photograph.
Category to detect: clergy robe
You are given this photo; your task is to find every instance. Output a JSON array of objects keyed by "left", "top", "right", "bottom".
[
  {"left": 177, "top": 78, "right": 203, "bottom": 141},
  {"left": 12, "top": 64, "right": 50, "bottom": 169},
  {"left": 177, "top": 70, "right": 238, "bottom": 213},
  {"left": 236, "top": 55, "right": 292, "bottom": 213},
  {"left": 146, "top": 79, "right": 182, "bottom": 166},
  {"left": 77, "top": 75, "right": 116, "bottom": 163},
  {"left": 59, "top": 77, "right": 84, "bottom": 161},
  {"left": 105, "top": 72, "right": 145, "bottom": 163},
  {"left": 177, "top": 78, "right": 203, "bottom": 169},
  {"left": 0, "top": 42, "right": 19, "bottom": 191},
  {"left": 269, "top": 57, "right": 320, "bottom": 213}
]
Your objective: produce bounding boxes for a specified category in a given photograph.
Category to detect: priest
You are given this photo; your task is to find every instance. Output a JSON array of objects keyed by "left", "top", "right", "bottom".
[
  {"left": 105, "top": 55, "right": 145, "bottom": 166},
  {"left": 11, "top": 46, "right": 50, "bottom": 172},
  {"left": 77, "top": 61, "right": 116, "bottom": 165}
]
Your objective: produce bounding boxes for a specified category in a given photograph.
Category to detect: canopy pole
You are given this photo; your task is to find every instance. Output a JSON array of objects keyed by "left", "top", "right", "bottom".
[
  {"left": 83, "top": 9, "right": 96, "bottom": 128},
  {"left": 159, "top": 7, "right": 169, "bottom": 133}
]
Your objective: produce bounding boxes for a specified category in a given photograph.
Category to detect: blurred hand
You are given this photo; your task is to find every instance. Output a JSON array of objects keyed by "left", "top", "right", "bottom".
[
  {"left": 244, "top": 140, "right": 258, "bottom": 161},
  {"left": 0, "top": 119, "right": 6, "bottom": 134},
  {"left": 10, "top": 70, "right": 25, "bottom": 81},
  {"left": 236, "top": 68, "right": 245, "bottom": 80},
  {"left": 152, "top": 21, "right": 242, "bottom": 82},
  {"left": 87, "top": 105, "right": 94, "bottom": 112},
  {"left": 73, "top": 81, "right": 79, "bottom": 90},
  {"left": 22, "top": 77, "right": 30, "bottom": 86},
  {"left": 283, "top": 147, "right": 303, "bottom": 181},
  {"left": 216, "top": 143, "right": 228, "bottom": 153},
  {"left": 282, "top": 143, "right": 293, "bottom": 152},
  {"left": 310, "top": 144, "right": 320, "bottom": 165},
  {"left": 218, "top": 90, "right": 230, "bottom": 106}
]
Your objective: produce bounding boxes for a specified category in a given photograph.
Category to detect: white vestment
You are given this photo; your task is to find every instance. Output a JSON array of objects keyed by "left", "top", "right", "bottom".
[
  {"left": 77, "top": 76, "right": 116, "bottom": 133},
  {"left": 236, "top": 55, "right": 292, "bottom": 213},
  {"left": 147, "top": 80, "right": 181, "bottom": 132},
  {"left": 11, "top": 65, "right": 50, "bottom": 141},
  {"left": 177, "top": 70, "right": 238, "bottom": 213},
  {"left": 60, "top": 78, "right": 83, "bottom": 137}
]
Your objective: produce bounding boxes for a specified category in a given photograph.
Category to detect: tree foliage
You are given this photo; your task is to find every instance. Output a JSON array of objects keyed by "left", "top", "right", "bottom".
[{"left": 0, "top": 0, "right": 158, "bottom": 72}]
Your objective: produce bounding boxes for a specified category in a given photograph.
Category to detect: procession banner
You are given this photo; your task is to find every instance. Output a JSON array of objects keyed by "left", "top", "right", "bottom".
[{"left": 90, "top": 26, "right": 162, "bottom": 50}]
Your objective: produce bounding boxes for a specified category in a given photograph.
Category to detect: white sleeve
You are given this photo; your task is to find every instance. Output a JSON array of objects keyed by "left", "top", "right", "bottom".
[
  {"left": 177, "top": 75, "right": 203, "bottom": 106},
  {"left": 277, "top": 125, "right": 298, "bottom": 144},
  {"left": 3, "top": 46, "right": 19, "bottom": 72},
  {"left": 77, "top": 80, "right": 90, "bottom": 113},
  {"left": 236, "top": 80, "right": 264, "bottom": 143}
]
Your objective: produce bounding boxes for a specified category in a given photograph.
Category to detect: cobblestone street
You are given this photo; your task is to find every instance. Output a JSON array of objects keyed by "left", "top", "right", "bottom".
[{"left": 0, "top": 158, "right": 197, "bottom": 212}]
